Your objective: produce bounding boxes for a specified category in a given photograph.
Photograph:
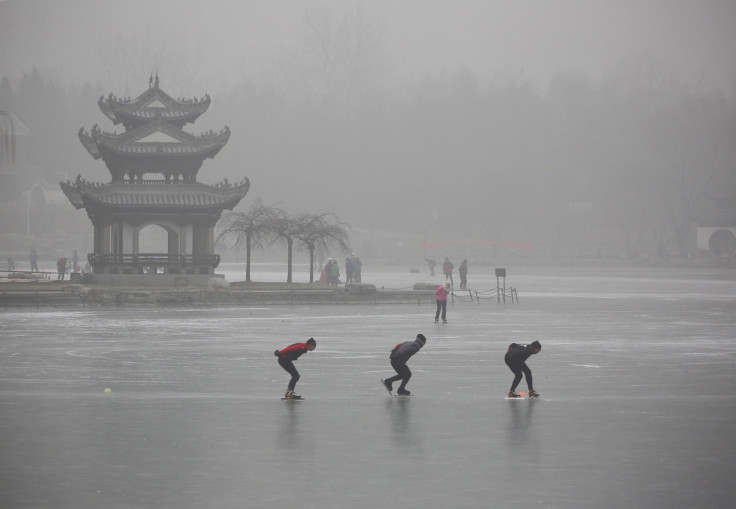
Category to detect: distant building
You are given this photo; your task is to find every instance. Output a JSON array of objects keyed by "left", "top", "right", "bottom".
[{"left": 61, "top": 76, "right": 249, "bottom": 284}]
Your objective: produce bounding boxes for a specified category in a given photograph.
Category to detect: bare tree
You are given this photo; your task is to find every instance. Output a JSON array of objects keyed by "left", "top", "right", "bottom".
[
  {"left": 216, "top": 198, "right": 281, "bottom": 282},
  {"left": 298, "top": 4, "right": 390, "bottom": 106},
  {"left": 270, "top": 210, "right": 304, "bottom": 283},
  {"left": 607, "top": 70, "right": 733, "bottom": 258},
  {"left": 293, "top": 213, "right": 351, "bottom": 283}
]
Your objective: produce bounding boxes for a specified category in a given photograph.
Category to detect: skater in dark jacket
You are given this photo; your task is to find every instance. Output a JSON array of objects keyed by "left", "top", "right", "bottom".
[
  {"left": 504, "top": 340, "right": 541, "bottom": 398},
  {"left": 274, "top": 337, "right": 316, "bottom": 399},
  {"left": 382, "top": 334, "right": 426, "bottom": 395}
]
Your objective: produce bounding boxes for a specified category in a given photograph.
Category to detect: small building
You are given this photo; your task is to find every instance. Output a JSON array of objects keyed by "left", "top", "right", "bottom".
[{"left": 61, "top": 76, "right": 249, "bottom": 285}]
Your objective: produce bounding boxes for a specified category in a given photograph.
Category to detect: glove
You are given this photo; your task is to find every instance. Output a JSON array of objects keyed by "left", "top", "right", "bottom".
[{"left": 274, "top": 350, "right": 280, "bottom": 357}]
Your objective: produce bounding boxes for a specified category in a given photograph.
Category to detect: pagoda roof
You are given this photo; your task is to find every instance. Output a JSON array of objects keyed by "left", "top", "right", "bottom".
[
  {"left": 79, "top": 116, "right": 230, "bottom": 160},
  {"left": 61, "top": 175, "right": 250, "bottom": 211},
  {"left": 98, "top": 80, "right": 210, "bottom": 129}
]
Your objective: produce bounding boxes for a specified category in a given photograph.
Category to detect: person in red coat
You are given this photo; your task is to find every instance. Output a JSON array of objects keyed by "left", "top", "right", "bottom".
[
  {"left": 274, "top": 338, "right": 317, "bottom": 398},
  {"left": 434, "top": 281, "right": 451, "bottom": 324}
]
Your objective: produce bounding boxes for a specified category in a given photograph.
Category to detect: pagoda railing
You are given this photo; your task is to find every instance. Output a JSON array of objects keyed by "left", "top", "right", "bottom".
[{"left": 89, "top": 253, "right": 220, "bottom": 269}]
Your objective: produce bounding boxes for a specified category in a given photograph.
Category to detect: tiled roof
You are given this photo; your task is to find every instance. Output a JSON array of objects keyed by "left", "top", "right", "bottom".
[
  {"left": 65, "top": 177, "right": 250, "bottom": 210},
  {"left": 98, "top": 82, "right": 210, "bottom": 127},
  {"left": 82, "top": 116, "right": 230, "bottom": 158}
]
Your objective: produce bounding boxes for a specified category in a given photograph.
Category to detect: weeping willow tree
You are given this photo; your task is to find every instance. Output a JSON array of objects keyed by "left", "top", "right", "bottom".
[
  {"left": 293, "top": 213, "right": 351, "bottom": 283},
  {"left": 216, "top": 198, "right": 281, "bottom": 283}
]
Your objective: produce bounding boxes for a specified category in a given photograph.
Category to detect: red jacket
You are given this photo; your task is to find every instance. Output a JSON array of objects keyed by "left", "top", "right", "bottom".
[
  {"left": 276, "top": 343, "right": 311, "bottom": 362},
  {"left": 436, "top": 285, "right": 449, "bottom": 301}
]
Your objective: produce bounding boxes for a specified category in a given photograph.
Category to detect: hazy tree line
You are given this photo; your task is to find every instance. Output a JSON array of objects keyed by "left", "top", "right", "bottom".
[{"left": 2, "top": 9, "right": 734, "bottom": 261}]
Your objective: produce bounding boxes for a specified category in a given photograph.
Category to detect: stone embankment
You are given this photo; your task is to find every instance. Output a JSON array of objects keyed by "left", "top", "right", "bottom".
[{"left": 0, "top": 275, "right": 436, "bottom": 309}]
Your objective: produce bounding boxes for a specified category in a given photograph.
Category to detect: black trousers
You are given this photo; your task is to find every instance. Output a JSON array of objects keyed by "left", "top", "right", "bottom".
[
  {"left": 278, "top": 357, "right": 300, "bottom": 391},
  {"left": 505, "top": 358, "right": 533, "bottom": 392},
  {"left": 385, "top": 358, "right": 411, "bottom": 391},
  {"left": 435, "top": 299, "right": 447, "bottom": 321}
]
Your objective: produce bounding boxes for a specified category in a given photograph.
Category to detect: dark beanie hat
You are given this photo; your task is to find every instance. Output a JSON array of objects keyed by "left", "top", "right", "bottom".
[
  {"left": 417, "top": 334, "right": 426, "bottom": 343},
  {"left": 531, "top": 340, "right": 541, "bottom": 350},
  {"left": 307, "top": 337, "right": 316, "bottom": 346}
]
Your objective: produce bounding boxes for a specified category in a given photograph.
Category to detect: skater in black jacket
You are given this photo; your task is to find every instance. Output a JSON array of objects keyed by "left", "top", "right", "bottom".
[
  {"left": 274, "top": 337, "right": 316, "bottom": 399},
  {"left": 504, "top": 340, "right": 541, "bottom": 398},
  {"left": 382, "top": 334, "right": 426, "bottom": 395}
]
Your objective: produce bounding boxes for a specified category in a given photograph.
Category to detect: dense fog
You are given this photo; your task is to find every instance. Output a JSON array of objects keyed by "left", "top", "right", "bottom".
[{"left": 1, "top": 0, "right": 735, "bottom": 261}]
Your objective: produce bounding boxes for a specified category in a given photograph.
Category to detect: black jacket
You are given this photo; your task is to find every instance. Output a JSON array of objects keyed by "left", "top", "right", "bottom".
[{"left": 505, "top": 344, "right": 535, "bottom": 363}]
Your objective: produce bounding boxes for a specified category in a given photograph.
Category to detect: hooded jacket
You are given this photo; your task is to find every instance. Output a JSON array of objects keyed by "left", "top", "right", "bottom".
[
  {"left": 390, "top": 338, "right": 425, "bottom": 362},
  {"left": 505, "top": 344, "right": 536, "bottom": 363},
  {"left": 435, "top": 285, "right": 449, "bottom": 301}
]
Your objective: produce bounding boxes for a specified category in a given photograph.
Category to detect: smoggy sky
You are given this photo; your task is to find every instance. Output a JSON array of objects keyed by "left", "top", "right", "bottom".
[{"left": 1, "top": 0, "right": 735, "bottom": 93}]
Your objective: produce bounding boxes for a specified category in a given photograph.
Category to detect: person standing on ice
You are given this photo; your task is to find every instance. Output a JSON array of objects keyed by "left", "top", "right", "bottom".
[
  {"left": 382, "top": 334, "right": 426, "bottom": 396},
  {"left": 434, "top": 281, "right": 451, "bottom": 324},
  {"left": 274, "top": 337, "right": 316, "bottom": 399},
  {"left": 442, "top": 257, "right": 454, "bottom": 284},
  {"left": 504, "top": 340, "right": 541, "bottom": 398},
  {"left": 458, "top": 259, "right": 468, "bottom": 290}
]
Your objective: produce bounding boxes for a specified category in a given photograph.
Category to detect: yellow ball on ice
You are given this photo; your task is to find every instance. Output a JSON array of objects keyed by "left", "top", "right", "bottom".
[{"left": 103, "top": 388, "right": 112, "bottom": 393}]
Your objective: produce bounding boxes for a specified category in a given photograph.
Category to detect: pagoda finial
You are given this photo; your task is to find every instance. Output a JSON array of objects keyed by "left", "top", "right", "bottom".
[
  {"left": 154, "top": 72, "right": 159, "bottom": 88},
  {"left": 149, "top": 73, "right": 153, "bottom": 88}
]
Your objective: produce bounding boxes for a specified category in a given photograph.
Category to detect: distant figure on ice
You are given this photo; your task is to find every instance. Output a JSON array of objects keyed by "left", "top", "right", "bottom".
[
  {"left": 425, "top": 258, "right": 436, "bottom": 276},
  {"left": 56, "top": 257, "right": 67, "bottom": 280},
  {"left": 351, "top": 253, "right": 362, "bottom": 283},
  {"left": 330, "top": 258, "right": 341, "bottom": 285},
  {"left": 274, "top": 337, "right": 317, "bottom": 399},
  {"left": 458, "top": 259, "right": 468, "bottom": 289},
  {"left": 29, "top": 248, "right": 38, "bottom": 272},
  {"left": 442, "top": 257, "right": 454, "bottom": 285},
  {"left": 382, "top": 334, "right": 426, "bottom": 396},
  {"left": 345, "top": 256, "right": 355, "bottom": 283},
  {"left": 434, "top": 281, "right": 451, "bottom": 324},
  {"left": 504, "top": 341, "right": 541, "bottom": 398}
]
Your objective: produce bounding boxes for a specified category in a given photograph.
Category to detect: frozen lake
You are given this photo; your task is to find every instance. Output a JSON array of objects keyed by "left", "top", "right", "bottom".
[{"left": 1, "top": 265, "right": 735, "bottom": 508}]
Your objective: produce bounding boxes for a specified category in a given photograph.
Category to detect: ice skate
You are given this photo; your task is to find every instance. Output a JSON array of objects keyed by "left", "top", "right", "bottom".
[
  {"left": 284, "top": 390, "right": 302, "bottom": 399},
  {"left": 397, "top": 388, "right": 411, "bottom": 396},
  {"left": 442, "top": 320, "right": 447, "bottom": 324},
  {"left": 381, "top": 379, "right": 393, "bottom": 394},
  {"left": 507, "top": 391, "right": 521, "bottom": 398},
  {"left": 528, "top": 390, "right": 540, "bottom": 398}
]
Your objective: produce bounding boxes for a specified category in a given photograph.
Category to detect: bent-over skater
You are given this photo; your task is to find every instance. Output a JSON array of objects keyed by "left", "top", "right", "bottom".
[
  {"left": 274, "top": 337, "right": 316, "bottom": 399},
  {"left": 505, "top": 340, "right": 541, "bottom": 398},
  {"left": 382, "top": 334, "right": 426, "bottom": 396}
]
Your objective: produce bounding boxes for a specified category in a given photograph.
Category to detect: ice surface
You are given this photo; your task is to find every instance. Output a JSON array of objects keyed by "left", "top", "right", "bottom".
[{"left": 1, "top": 265, "right": 735, "bottom": 508}]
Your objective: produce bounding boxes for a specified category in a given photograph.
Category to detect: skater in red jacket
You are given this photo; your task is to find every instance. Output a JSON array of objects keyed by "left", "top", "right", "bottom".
[{"left": 274, "top": 337, "right": 316, "bottom": 399}]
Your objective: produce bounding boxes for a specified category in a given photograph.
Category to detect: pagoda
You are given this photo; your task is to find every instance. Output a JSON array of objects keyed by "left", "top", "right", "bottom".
[{"left": 61, "top": 76, "right": 249, "bottom": 285}]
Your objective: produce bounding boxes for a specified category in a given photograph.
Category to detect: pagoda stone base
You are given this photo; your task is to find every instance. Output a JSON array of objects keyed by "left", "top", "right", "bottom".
[{"left": 89, "top": 273, "right": 225, "bottom": 288}]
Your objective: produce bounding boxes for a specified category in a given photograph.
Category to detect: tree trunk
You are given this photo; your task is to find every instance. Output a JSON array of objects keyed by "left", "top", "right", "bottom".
[
  {"left": 245, "top": 233, "right": 252, "bottom": 282},
  {"left": 287, "top": 239, "right": 293, "bottom": 283},
  {"left": 308, "top": 245, "right": 315, "bottom": 283}
]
